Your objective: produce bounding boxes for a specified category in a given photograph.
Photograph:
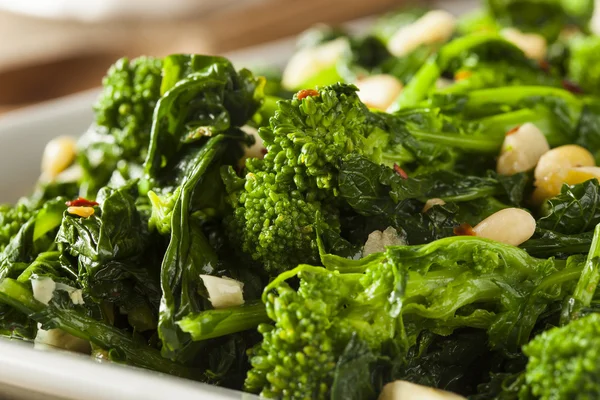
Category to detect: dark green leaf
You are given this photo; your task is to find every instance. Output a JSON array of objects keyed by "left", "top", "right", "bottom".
[
  {"left": 331, "top": 335, "right": 378, "bottom": 400},
  {"left": 520, "top": 228, "right": 593, "bottom": 257},
  {"left": 144, "top": 55, "right": 263, "bottom": 177},
  {"left": 538, "top": 180, "right": 600, "bottom": 234}
]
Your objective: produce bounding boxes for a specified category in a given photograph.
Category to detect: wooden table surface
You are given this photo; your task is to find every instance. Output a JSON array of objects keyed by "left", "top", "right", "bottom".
[{"left": 0, "top": 0, "right": 405, "bottom": 114}]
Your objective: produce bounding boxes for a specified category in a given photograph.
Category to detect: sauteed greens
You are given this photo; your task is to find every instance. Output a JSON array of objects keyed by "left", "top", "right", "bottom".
[{"left": 2, "top": 0, "right": 600, "bottom": 399}]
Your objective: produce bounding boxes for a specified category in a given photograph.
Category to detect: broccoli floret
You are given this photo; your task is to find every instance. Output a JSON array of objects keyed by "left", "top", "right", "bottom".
[
  {"left": 244, "top": 263, "right": 400, "bottom": 399},
  {"left": 223, "top": 165, "right": 341, "bottom": 274},
  {"left": 94, "top": 56, "right": 163, "bottom": 158},
  {"left": 257, "top": 83, "right": 373, "bottom": 197},
  {"left": 223, "top": 84, "right": 374, "bottom": 273},
  {"left": 522, "top": 313, "right": 600, "bottom": 400},
  {"left": 78, "top": 56, "right": 163, "bottom": 197},
  {"left": 0, "top": 200, "right": 33, "bottom": 252},
  {"left": 255, "top": 83, "right": 448, "bottom": 199}
]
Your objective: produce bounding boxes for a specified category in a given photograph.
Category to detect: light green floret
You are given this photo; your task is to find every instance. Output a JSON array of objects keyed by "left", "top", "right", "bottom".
[
  {"left": 522, "top": 313, "right": 600, "bottom": 400},
  {"left": 0, "top": 201, "right": 33, "bottom": 252},
  {"left": 223, "top": 164, "right": 340, "bottom": 274},
  {"left": 244, "top": 262, "right": 401, "bottom": 399},
  {"left": 257, "top": 83, "right": 374, "bottom": 197},
  {"left": 94, "top": 56, "right": 163, "bottom": 158}
]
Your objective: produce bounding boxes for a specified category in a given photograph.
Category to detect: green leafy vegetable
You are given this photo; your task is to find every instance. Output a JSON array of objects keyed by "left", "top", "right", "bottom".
[
  {"left": 4, "top": 1, "right": 600, "bottom": 397},
  {"left": 522, "top": 313, "right": 600, "bottom": 399},
  {"left": 144, "top": 55, "right": 263, "bottom": 178},
  {"left": 538, "top": 180, "right": 600, "bottom": 234}
]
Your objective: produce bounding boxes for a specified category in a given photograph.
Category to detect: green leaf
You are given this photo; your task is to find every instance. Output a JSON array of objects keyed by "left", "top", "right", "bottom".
[
  {"left": 157, "top": 135, "right": 229, "bottom": 361},
  {"left": 539, "top": 180, "right": 600, "bottom": 234},
  {"left": 144, "top": 55, "right": 263, "bottom": 177},
  {"left": 520, "top": 228, "right": 594, "bottom": 257},
  {"left": 331, "top": 335, "right": 378, "bottom": 400}
]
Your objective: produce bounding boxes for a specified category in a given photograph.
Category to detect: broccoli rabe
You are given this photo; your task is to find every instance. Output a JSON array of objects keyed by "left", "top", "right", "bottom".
[
  {"left": 94, "top": 56, "right": 163, "bottom": 158},
  {"left": 240, "top": 235, "right": 588, "bottom": 398},
  {"left": 0, "top": 200, "right": 32, "bottom": 252},
  {"left": 522, "top": 313, "right": 600, "bottom": 400},
  {"left": 224, "top": 83, "right": 535, "bottom": 272},
  {"left": 244, "top": 263, "right": 402, "bottom": 399},
  {"left": 5, "top": 0, "right": 600, "bottom": 396},
  {"left": 79, "top": 56, "right": 163, "bottom": 196},
  {"left": 223, "top": 83, "right": 425, "bottom": 271},
  {"left": 223, "top": 84, "right": 371, "bottom": 272},
  {"left": 223, "top": 165, "right": 342, "bottom": 273}
]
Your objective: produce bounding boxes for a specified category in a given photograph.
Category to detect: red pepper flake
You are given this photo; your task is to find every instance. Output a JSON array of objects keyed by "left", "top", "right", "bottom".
[
  {"left": 538, "top": 60, "right": 550, "bottom": 73},
  {"left": 453, "top": 223, "right": 476, "bottom": 236},
  {"left": 65, "top": 197, "right": 98, "bottom": 207},
  {"left": 454, "top": 70, "right": 472, "bottom": 81},
  {"left": 506, "top": 125, "right": 521, "bottom": 136},
  {"left": 393, "top": 164, "right": 409, "bottom": 179},
  {"left": 296, "top": 89, "right": 319, "bottom": 100},
  {"left": 562, "top": 79, "right": 584, "bottom": 94},
  {"left": 260, "top": 148, "right": 268, "bottom": 156}
]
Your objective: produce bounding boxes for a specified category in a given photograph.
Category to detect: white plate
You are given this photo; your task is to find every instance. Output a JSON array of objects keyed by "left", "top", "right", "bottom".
[
  {"left": 0, "top": 89, "right": 97, "bottom": 204},
  {"left": 0, "top": 339, "right": 256, "bottom": 400},
  {"left": 0, "top": 0, "right": 254, "bottom": 22}
]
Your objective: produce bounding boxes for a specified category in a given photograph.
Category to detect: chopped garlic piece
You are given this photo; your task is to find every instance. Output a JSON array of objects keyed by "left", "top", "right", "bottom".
[
  {"left": 501, "top": 28, "right": 547, "bottom": 60},
  {"left": 282, "top": 38, "right": 347, "bottom": 90},
  {"left": 32, "top": 276, "right": 85, "bottom": 306},
  {"left": 388, "top": 10, "right": 456, "bottom": 57},
  {"left": 200, "top": 275, "right": 245, "bottom": 309},
  {"left": 355, "top": 74, "right": 403, "bottom": 110},
  {"left": 363, "top": 227, "right": 406, "bottom": 256},
  {"left": 31, "top": 276, "right": 56, "bottom": 305},
  {"left": 35, "top": 324, "right": 91, "bottom": 354},
  {"left": 379, "top": 381, "right": 466, "bottom": 400},
  {"left": 238, "top": 125, "right": 265, "bottom": 167}
]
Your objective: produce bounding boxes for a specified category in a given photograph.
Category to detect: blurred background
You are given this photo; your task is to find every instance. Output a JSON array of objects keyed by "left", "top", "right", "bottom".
[{"left": 0, "top": 0, "right": 480, "bottom": 114}]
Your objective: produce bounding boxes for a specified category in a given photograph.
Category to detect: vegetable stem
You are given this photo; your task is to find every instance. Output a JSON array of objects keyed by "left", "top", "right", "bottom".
[
  {"left": 177, "top": 300, "right": 269, "bottom": 341},
  {"left": 0, "top": 278, "right": 193, "bottom": 378}
]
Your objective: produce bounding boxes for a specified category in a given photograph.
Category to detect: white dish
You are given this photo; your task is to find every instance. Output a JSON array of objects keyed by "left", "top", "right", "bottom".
[
  {"left": 0, "top": 0, "right": 252, "bottom": 22},
  {"left": 0, "top": 339, "right": 255, "bottom": 400},
  {"left": 0, "top": 89, "right": 97, "bottom": 204}
]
